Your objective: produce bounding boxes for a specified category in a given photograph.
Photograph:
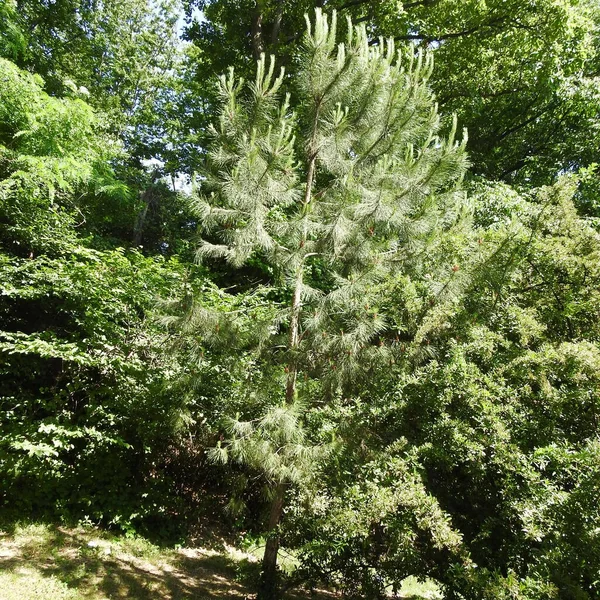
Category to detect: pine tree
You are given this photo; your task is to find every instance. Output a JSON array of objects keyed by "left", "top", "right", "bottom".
[{"left": 188, "top": 9, "right": 469, "bottom": 598}]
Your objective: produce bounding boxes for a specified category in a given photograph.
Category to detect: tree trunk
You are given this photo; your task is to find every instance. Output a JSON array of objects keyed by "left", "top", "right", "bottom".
[
  {"left": 258, "top": 100, "right": 320, "bottom": 600},
  {"left": 258, "top": 270, "right": 301, "bottom": 599},
  {"left": 270, "top": 0, "right": 284, "bottom": 47},
  {"left": 133, "top": 190, "right": 150, "bottom": 246},
  {"left": 259, "top": 483, "right": 286, "bottom": 600},
  {"left": 133, "top": 171, "right": 159, "bottom": 246},
  {"left": 251, "top": 1, "right": 265, "bottom": 59}
]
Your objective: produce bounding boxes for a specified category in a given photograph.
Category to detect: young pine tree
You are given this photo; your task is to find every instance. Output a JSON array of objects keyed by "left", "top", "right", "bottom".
[{"left": 188, "top": 9, "right": 469, "bottom": 599}]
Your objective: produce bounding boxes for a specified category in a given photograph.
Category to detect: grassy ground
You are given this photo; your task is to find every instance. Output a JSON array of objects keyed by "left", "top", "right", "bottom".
[
  {"left": 0, "top": 522, "right": 336, "bottom": 600},
  {"left": 0, "top": 522, "right": 441, "bottom": 600},
  {"left": 396, "top": 576, "right": 442, "bottom": 600}
]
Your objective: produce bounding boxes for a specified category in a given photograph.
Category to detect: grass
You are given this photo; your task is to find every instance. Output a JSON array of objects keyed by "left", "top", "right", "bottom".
[
  {"left": 397, "top": 576, "right": 443, "bottom": 599},
  {"left": 0, "top": 521, "right": 251, "bottom": 599},
  {"left": 0, "top": 521, "right": 339, "bottom": 600},
  {"left": 0, "top": 569, "right": 80, "bottom": 600}
]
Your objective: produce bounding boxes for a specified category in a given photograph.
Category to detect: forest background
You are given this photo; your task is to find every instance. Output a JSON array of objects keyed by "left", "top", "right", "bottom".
[{"left": 1, "top": 0, "right": 600, "bottom": 598}]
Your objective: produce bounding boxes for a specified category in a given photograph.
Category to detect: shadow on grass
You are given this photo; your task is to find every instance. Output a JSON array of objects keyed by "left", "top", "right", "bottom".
[
  {"left": 0, "top": 524, "right": 249, "bottom": 599},
  {"left": 0, "top": 522, "right": 342, "bottom": 600}
]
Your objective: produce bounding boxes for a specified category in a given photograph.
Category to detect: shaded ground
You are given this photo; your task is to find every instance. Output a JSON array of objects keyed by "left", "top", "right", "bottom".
[{"left": 0, "top": 522, "right": 338, "bottom": 600}]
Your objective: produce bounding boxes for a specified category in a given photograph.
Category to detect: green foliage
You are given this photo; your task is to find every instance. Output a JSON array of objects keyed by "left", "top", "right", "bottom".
[
  {"left": 0, "top": 0, "right": 25, "bottom": 60},
  {"left": 0, "top": 56, "right": 195, "bottom": 529},
  {"left": 0, "top": 57, "right": 120, "bottom": 254},
  {"left": 290, "top": 444, "right": 465, "bottom": 598},
  {"left": 7, "top": 0, "right": 180, "bottom": 122},
  {"left": 183, "top": 0, "right": 600, "bottom": 185},
  {"left": 303, "top": 178, "right": 600, "bottom": 598},
  {"left": 0, "top": 247, "right": 191, "bottom": 526},
  {"left": 382, "top": 0, "right": 599, "bottom": 184},
  {"left": 1, "top": 0, "right": 193, "bottom": 254},
  {"left": 1, "top": 1, "right": 600, "bottom": 599}
]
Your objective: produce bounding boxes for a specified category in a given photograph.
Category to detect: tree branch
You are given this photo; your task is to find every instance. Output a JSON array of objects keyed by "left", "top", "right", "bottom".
[{"left": 391, "top": 15, "right": 508, "bottom": 44}]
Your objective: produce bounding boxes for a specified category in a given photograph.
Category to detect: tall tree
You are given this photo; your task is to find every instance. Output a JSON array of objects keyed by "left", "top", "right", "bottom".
[{"left": 179, "top": 9, "right": 469, "bottom": 598}]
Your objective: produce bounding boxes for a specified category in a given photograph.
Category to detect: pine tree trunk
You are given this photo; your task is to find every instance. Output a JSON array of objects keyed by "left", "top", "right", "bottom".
[
  {"left": 259, "top": 483, "right": 286, "bottom": 600},
  {"left": 258, "top": 274, "right": 301, "bottom": 599},
  {"left": 258, "top": 116, "right": 319, "bottom": 600}
]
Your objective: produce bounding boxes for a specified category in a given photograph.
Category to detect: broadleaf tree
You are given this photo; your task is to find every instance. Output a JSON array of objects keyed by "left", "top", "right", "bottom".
[{"left": 184, "top": 9, "right": 470, "bottom": 598}]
